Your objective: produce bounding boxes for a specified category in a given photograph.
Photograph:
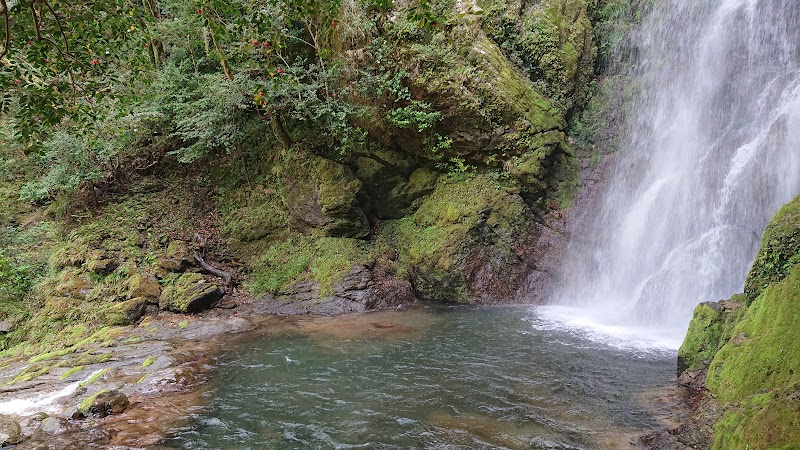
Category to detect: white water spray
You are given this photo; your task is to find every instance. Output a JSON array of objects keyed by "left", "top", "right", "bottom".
[
  {"left": 0, "top": 369, "right": 104, "bottom": 416},
  {"left": 553, "top": 0, "right": 800, "bottom": 342}
]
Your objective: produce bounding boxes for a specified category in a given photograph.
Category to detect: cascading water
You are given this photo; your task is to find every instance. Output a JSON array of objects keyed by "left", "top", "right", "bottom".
[{"left": 553, "top": 0, "right": 800, "bottom": 341}]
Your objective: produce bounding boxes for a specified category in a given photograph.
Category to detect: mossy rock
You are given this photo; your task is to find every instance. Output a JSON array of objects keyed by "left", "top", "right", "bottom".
[
  {"left": 127, "top": 273, "right": 161, "bottom": 300},
  {"left": 98, "top": 298, "right": 149, "bottom": 326},
  {"left": 481, "top": 0, "right": 598, "bottom": 114},
  {"left": 159, "top": 273, "right": 223, "bottom": 313},
  {"left": 158, "top": 240, "right": 194, "bottom": 272},
  {"left": 53, "top": 270, "right": 92, "bottom": 298},
  {"left": 706, "top": 266, "right": 800, "bottom": 403},
  {"left": 677, "top": 298, "right": 744, "bottom": 375},
  {"left": 703, "top": 266, "right": 800, "bottom": 449},
  {"left": 388, "top": 173, "right": 536, "bottom": 302},
  {"left": 744, "top": 195, "right": 800, "bottom": 302},
  {"left": 77, "top": 389, "right": 129, "bottom": 418},
  {"left": 280, "top": 151, "right": 369, "bottom": 238}
]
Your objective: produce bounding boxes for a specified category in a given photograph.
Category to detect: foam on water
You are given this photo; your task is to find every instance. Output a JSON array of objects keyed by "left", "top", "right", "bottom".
[
  {"left": 529, "top": 306, "right": 684, "bottom": 353},
  {"left": 0, "top": 369, "right": 104, "bottom": 416}
]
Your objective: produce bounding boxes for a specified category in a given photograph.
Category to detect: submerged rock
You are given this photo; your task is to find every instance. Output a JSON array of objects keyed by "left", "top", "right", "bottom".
[{"left": 77, "top": 389, "right": 129, "bottom": 418}]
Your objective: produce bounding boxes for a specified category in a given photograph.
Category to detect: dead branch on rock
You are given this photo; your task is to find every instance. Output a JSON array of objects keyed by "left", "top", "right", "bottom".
[{"left": 194, "top": 253, "right": 232, "bottom": 287}]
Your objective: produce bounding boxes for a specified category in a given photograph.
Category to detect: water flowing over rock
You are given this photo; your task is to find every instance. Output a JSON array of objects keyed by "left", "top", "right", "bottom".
[{"left": 556, "top": 0, "right": 800, "bottom": 329}]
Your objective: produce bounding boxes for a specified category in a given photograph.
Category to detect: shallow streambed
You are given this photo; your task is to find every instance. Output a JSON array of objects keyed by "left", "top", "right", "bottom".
[{"left": 166, "top": 306, "right": 678, "bottom": 449}]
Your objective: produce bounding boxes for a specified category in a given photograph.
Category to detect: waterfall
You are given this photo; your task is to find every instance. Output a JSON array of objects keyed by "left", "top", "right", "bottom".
[{"left": 555, "top": 0, "right": 800, "bottom": 333}]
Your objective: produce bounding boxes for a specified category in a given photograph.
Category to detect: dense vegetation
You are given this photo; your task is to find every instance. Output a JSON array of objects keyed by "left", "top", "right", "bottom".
[{"left": 0, "top": 0, "right": 637, "bottom": 359}]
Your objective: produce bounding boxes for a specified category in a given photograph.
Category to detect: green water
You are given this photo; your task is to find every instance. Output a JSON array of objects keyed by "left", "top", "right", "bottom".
[{"left": 168, "top": 306, "right": 676, "bottom": 449}]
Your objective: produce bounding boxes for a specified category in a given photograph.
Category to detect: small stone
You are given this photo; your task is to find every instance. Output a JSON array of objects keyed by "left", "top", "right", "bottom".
[
  {"left": 35, "top": 416, "right": 67, "bottom": 436},
  {"left": 0, "top": 415, "right": 22, "bottom": 445},
  {"left": 77, "top": 390, "right": 129, "bottom": 418},
  {"left": 0, "top": 321, "right": 9, "bottom": 333}
]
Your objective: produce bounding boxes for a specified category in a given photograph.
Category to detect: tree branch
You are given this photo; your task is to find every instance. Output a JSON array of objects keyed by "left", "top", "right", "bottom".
[
  {"left": 194, "top": 253, "right": 233, "bottom": 287},
  {"left": 41, "top": 0, "right": 70, "bottom": 53}
]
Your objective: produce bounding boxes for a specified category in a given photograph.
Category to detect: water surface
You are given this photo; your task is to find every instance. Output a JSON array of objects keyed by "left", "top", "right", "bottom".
[{"left": 168, "top": 306, "right": 676, "bottom": 449}]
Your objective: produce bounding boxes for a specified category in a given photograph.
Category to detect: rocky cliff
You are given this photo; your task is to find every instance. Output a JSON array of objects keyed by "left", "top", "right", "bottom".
[{"left": 673, "top": 195, "right": 800, "bottom": 449}]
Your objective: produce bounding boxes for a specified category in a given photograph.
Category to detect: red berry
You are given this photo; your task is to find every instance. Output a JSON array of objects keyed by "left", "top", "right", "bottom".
[
  {"left": 91, "top": 59, "right": 99, "bottom": 65},
  {"left": 252, "top": 40, "right": 258, "bottom": 46},
  {"left": 14, "top": 79, "right": 20, "bottom": 85},
  {"left": 277, "top": 67, "right": 284, "bottom": 74},
  {"left": 263, "top": 41, "right": 270, "bottom": 48},
  {"left": 197, "top": 8, "right": 203, "bottom": 14},
  {"left": 331, "top": 20, "right": 338, "bottom": 28}
]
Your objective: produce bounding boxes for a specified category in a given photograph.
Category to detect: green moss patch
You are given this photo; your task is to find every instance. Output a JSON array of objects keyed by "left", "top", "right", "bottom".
[
  {"left": 248, "top": 234, "right": 373, "bottom": 297},
  {"left": 744, "top": 196, "right": 800, "bottom": 302}
]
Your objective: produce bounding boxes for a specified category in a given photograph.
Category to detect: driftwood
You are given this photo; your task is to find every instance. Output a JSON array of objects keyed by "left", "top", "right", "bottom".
[{"left": 194, "top": 253, "right": 233, "bottom": 287}]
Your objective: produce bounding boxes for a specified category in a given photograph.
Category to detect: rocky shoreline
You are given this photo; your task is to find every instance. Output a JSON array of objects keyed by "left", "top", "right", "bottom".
[{"left": 0, "top": 308, "right": 259, "bottom": 449}]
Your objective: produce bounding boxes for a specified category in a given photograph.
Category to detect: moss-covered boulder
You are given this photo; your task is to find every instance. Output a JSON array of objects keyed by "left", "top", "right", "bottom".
[
  {"left": 159, "top": 273, "right": 223, "bottom": 313},
  {"left": 705, "top": 266, "right": 800, "bottom": 449},
  {"left": 744, "top": 195, "right": 800, "bottom": 302},
  {"left": 77, "top": 389, "right": 129, "bottom": 418},
  {"left": 389, "top": 173, "right": 539, "bottom": 302},
  {"left": 157, "top": 240, "right": 194, "bottom": 272},
  {"left": 98, "top": 298, "right": 149, "bottom": 325},
  {"left": 127, "top": 273, "right": 161, "bottom": 300},
  {"left": 280, "top": 152, "right": 369, "bottom": 238},
  {"left": 677, "top": 298, "right": 743, "bottom": 375}
]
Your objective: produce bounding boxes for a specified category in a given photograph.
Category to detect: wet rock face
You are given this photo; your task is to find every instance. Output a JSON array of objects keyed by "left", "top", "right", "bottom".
[
  {"left": 77, "top": 390, "right": 130, "bottom": 418},
  {"left": 0, "top": 415, "right": 22, "bottom": 446}
]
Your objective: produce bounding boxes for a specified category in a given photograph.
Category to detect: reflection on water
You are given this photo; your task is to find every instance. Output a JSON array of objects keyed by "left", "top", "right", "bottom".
[{"left": 167, "top": 306, "right": 676, "bottom": 449}]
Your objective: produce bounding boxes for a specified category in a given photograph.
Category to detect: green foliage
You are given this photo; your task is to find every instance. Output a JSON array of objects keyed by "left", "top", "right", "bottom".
[
  {"left": 19, "top": 131, "right": 113, "bottom": 202},
  {"left": 0, "top": 252, "right": 31, "bottom": 318},
  {"left": 0, "top": 0, "right": 152, "bottom": 139},
  {"left": 385, "top": 100, "right": 442, "bottom": 132}
]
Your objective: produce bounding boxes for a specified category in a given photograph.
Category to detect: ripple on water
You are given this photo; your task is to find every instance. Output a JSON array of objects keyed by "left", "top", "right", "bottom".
[{"left": 166, "top": 306, "right": 678, "bottom": 450}]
